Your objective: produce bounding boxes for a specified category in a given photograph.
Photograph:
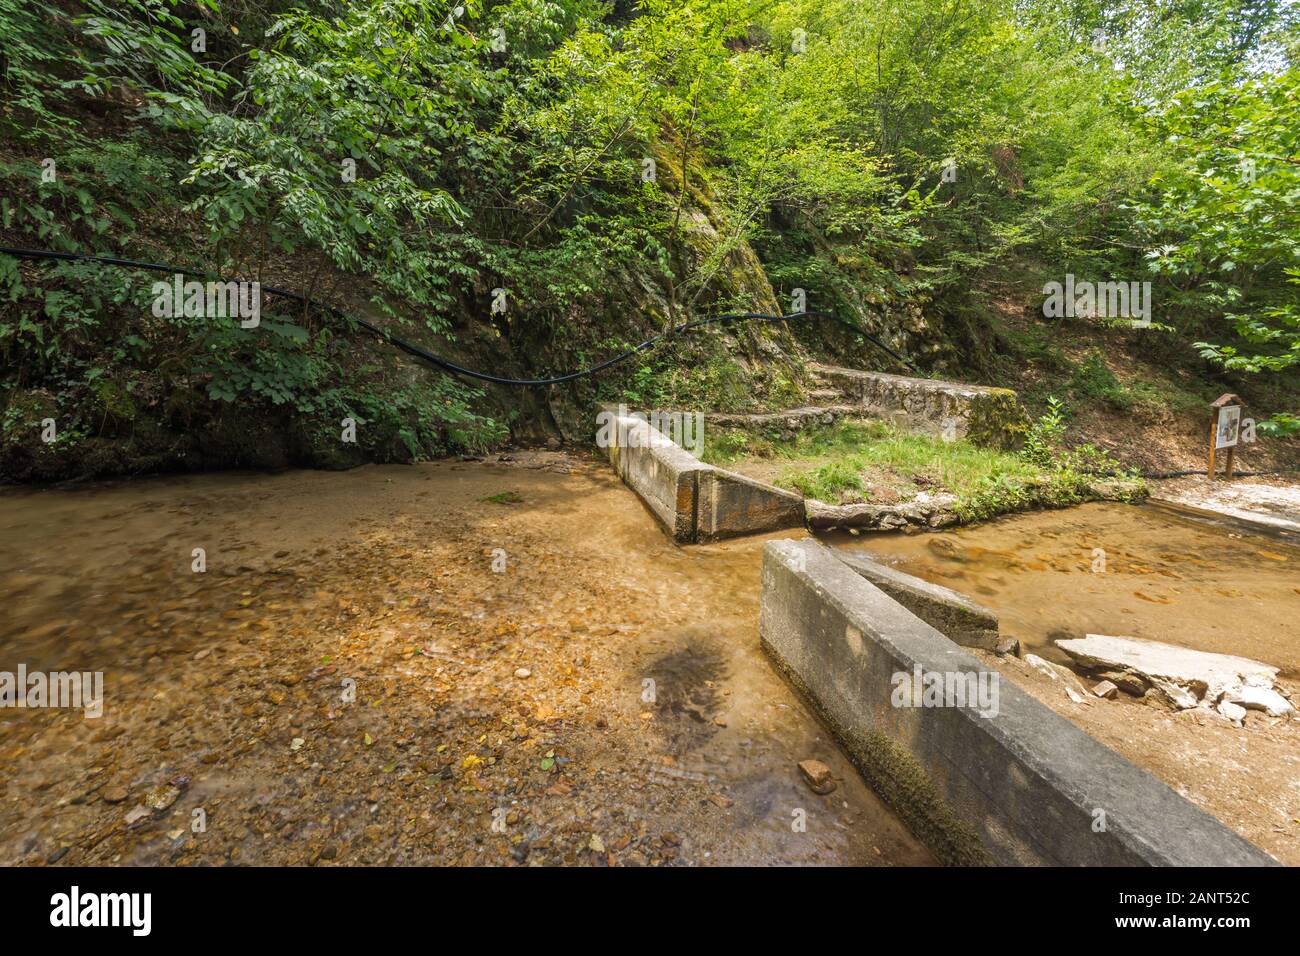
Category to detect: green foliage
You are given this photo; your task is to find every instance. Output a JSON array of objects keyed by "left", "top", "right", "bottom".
[
  {"left": 1257, "top": 413, "right": 1300, "bottom": 438},
  {"left": 1133, "top": 58, "right": 1300, "bottom": 389},
  {"left": 0, "top": 0, "right": 1296, "bottom": 479},
  {"left": 1022, "top": 396, "right": 1069, "bottom": 468},
  {"left": 0, "top": 0, "right": 84, "bottom": 142},
  {"left": 1067, "top": 352, "right": 1132, "bottom": 410},
  {"left": 706, "top": 417, "right": 1047, "bottom": 508},
  {"left": 784, "top": 457, "right": 867, "bottom": 501},
  {"left": 1021, "top": 395, "right": 1130, "bottom": 478}
]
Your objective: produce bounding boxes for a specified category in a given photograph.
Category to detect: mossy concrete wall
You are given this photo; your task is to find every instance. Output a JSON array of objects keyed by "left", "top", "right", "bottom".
[
  {"left": 811, "top": 364, "right": 1026, "bottom": 449},
  {"left": 760, "top": 537, "right": 1277, "bottom": 867}
]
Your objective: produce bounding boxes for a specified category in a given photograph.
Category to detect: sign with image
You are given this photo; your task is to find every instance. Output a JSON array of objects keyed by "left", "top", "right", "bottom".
[
  {"left": 1215, "top": 404, "right": 1241, "bottom": 449},
  {"left": 1208, "top": 393, "right": 1244, "bottom": 480}
]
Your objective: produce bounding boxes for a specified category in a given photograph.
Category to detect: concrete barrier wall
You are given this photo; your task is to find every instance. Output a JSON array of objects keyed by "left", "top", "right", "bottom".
[
  {"left": 601, "top": 413, "right": 804, "bottom": 543},
  {"left": 760, "top": 538, "right": 1276, "bottom": 866},
  {"left": 604, "top": 415, "right": 703, "bottom": 542},
  {"left": 836, "top": 552, "right": 999, "bottom": 649},
  {"left": 697, "top": 468, "right": 804, "bottom": 542}
]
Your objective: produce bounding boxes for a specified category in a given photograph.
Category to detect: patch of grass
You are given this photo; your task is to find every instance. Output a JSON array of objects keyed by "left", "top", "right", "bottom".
[
  {"left": 706, "top": 418, "right": 1043, "bottom": 505},
  {"left": 783, "top": 419, "right": 895, "bottom": 457},
  {"left": 786, "top": 458, "right": 868, "bottom": 500},
  {"left": 701, "top": 415, "right": 1145, "bottom": 521},
  {"left": 698, "top": 428, "right": 777, "bottom": 467},
  {"left": 480, "top": 491, "right": 523, "bottom": 504},
  {"left": 799, "top": 430, "right": 1043, "bottom": 505},
  {"left": 699, "top": 419, "right": 893, "bottom": 467},
  {"left": 866, "top": 434, "right": 1039, "bottom": 488}
]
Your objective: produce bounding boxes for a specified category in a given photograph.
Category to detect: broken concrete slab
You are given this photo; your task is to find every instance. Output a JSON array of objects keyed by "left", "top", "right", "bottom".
[
  {"left": 1024, "top": 653, "right": 1089, "bottom": 699},
  {"left": 1091, "top": 680, "right": 1119, "bottom": 700},
  {"left": 1056, "top": 634, "right": 1294, "bottom": 717},
  {"left": 1149, "top": 677, "right": 1200, "bottom": 711},
  {"left": 1095, "top": 668, "right": 1149, "bottom": 696},
  {"left": 1217, "top": 699, "right": 1247, "bottom": 726},
  {"left": 1230, "top": 683, "right": 1294, "bottom": 717},
  {"left": 836, "top": 551, "right": 999, "bottom": 649}
]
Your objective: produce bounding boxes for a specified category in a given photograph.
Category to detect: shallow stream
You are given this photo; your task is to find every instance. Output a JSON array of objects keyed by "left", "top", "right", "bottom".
[{"left": 832, "top": 501, "right": 1300, "bottom": 675}]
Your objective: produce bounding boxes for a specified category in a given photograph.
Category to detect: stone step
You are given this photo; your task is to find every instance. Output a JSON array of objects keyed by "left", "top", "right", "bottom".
[
  {"left": 808, "top": 388, "right": 844, "bottom": 402},
  {"left": 704, "top": 404, "right": 861, "bottom": 436}
]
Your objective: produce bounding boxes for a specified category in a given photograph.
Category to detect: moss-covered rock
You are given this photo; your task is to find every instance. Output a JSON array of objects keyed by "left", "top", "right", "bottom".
[{"left": 964, "top": 387, "right": 1028, "bottom": 451}]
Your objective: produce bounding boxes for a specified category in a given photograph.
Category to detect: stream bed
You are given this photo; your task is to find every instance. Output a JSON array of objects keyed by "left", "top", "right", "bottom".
[
  {"left": 0, "top": 454, "right": 930, "bottom": 867},
  {"left": 832, "top": 500, "right": 1300, "bottom": 864},
  {"left": 833, "top": 500, "right": 1300, "bottom": 675}
]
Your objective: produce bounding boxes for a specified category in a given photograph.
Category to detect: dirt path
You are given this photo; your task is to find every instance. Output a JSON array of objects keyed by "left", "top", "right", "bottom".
[
  {"left": 1153, "top": 475, "right": 1300, "bottom": 538},
  {"left": 0, "top": 452, "right": 931, "bottom": 867}
]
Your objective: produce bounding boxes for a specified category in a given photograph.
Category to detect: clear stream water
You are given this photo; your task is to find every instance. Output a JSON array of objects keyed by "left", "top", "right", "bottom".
[
  {"left": 2, "top": 469, "right": 1295, "bottom": 866},
  {"left": 832, "top": 500, "right": 1300, "bottom": 675},
  {"left": 0, "top": 461, "right": 932, "bottom": 866}
]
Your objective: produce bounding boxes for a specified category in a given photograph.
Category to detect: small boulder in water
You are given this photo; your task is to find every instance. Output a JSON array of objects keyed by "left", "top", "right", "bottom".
[{"left": 797, "top": 759, "right": 836, "bottom": 794}]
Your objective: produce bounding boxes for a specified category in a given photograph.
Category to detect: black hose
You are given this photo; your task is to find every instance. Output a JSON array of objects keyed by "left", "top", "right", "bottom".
[{"left": 0, "top": 246, "right": 917, "bottom": 384}]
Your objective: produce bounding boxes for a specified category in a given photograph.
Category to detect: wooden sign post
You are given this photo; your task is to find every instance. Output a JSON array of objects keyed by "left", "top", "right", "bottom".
[{"left": 1207, "top": 393, "right": 1243, "bottom": 480}]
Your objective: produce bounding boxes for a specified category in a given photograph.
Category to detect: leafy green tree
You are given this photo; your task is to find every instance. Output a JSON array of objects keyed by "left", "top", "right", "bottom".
[{"left": 1133, "top": 58, "right": 1299, "bottom": 426}]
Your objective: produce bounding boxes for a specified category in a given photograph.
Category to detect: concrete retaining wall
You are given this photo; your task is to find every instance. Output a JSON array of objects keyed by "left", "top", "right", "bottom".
[
  {"left": 600, "top": 412, "right": 804, "bottom": 543},
  {"left": 604, "top": 414, "right": 704, "bottom": 542},
  {"left": 811, "top": 363, "right": 1025, "bottom": 449},
  {"left": 760, "top": 538, "right": 1276, "bottom": 866},
  {"left": 836, "top": 551, "right": 999, "bottom": 649},
  {"left": 697, "top": 467, "right": 804, "bottom": 541}
]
